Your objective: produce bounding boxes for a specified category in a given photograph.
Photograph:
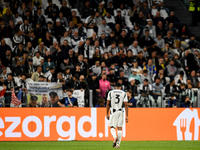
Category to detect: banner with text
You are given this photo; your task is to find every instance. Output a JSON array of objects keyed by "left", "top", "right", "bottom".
[
  {"left": 0, "top": 108, "right": 200, "bottom": 141},
  {"left": 27, "top": 82, "right": 63, "bottom": 104}
]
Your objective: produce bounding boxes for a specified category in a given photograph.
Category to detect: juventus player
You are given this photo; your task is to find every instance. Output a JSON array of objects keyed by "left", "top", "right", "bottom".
[{"left": 106, "top": 83, "right": 129, "bottom": 148}]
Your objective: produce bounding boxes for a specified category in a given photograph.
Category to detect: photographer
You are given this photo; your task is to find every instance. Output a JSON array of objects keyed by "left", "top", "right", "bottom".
[
  {"left": 167, "top": 93, "right": 177, "bottom": 108},
  {"left": 183, "top": 96, "right": 193, "bottom": 108}
]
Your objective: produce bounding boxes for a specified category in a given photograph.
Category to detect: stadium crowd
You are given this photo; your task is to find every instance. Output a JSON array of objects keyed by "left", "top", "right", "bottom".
[{"left": 0, "top": 0, "right": 199, "bottom": 108}]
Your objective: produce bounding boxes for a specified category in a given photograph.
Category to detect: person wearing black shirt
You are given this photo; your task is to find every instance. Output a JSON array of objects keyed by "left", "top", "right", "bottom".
[
  {"left": 139, "top": 30, "right": 155, "bottom": 48},
  {"left": 165, "top": 79, "right": 179, "bottom": 97},
  {"left": 164, "top": 31, "right": 174, "bottom": 48},
  {"left": 118, "top": 30, "right": 130, "bottom": 47},
  {"left": 88, "top": 73, "right": 100, "bottom": 106},
  {"left": 60, "top": 0, "right": 71, "bottom": 19},
  {"left": 45, "top": 0, "right": 59, "bottom": 19},
  {"left": 68, "top": 49, "right": 77, "bottom": 64},
  {"left": 189, "top": 34, "right": 198, "bottom": 49},
  {"left": 72, "top": 63, "right": 84, "bottom": 77},
  {"left": 107, "top": 68, "right": 117, "bottom": 87},
  {"left": 136, "top": 51, "right": 146, "bottom": 68},
  {"left": 125, "top": 50, "right": 135, "bottom": 69},
  {"left": 66, "top": 74, "right": 82, "bottom": 90},
  {"left": 79, "top": 75, "right": 87, "bottom": 90},
  {"left": 117, "top": 70, "right": 128, "bottom": 87},
  {"left": 115, "top": 10, "right": 126, "bottom": 28}
]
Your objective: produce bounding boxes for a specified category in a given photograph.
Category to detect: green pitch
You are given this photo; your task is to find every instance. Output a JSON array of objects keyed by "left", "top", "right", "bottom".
[{"left": 0, "top": 141, "right": 200, "bottom": 150}]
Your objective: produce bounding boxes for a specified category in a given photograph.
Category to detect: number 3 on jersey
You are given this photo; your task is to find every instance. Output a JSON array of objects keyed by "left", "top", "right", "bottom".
[{"left": 115, "top": 94, "right": 120, "bottom": 104}]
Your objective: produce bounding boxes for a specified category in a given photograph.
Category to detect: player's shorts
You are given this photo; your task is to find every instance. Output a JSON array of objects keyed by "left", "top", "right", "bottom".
[{"left": 109, "top": 110, "right": 124, "bottom": 128}]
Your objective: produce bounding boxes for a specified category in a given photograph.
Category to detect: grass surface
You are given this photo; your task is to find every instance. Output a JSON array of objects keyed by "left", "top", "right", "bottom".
[{"left": 0, "top": 141, "right": 200, "bottom": 150}]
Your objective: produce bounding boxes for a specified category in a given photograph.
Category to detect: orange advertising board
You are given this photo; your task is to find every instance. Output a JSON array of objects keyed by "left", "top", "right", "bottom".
[{"left": 0, "top": 108, "right": 199, "bottom": 141}]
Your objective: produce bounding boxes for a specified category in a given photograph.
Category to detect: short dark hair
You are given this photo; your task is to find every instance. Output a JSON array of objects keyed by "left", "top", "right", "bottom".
[
  {"left": 74, "top": 74, "right": 79, "bottom": 79},
  {"left": 67, "top": 89, "right": 73, "bottom": 93}
]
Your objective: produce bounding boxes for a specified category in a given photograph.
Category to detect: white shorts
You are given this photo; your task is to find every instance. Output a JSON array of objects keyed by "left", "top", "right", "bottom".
[{"left": 109, "top": 110, "right": 124, "bottom": 128}]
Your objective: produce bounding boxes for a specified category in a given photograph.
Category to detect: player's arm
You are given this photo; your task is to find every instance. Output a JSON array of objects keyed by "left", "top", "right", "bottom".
[
  {"left": 124, "top": 102, "right": 128, "bottom": 123},
  {"left": 106, "top": 100, "right": 110, "bottom": 120},
  {"left": 106, "top": 91, "right": 111, "bottom": 120},
  {"left": 124, "top": 93, "right": 129, "bottom": 123}
]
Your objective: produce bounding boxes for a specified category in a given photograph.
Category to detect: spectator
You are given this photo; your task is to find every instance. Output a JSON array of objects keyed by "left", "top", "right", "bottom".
[
  {"left": 43, "top": 56, "right": 55, "bottom": 73},
  {"left": 54, "top": 18, "right": 66, "bottom": 42},
  {"left": 165, "top": 11, "right": 181, "bottom": 29},
  {"left": 127, "top": 90, "right": 137, "bottom": 107},
  {"left": 136, "top": 11, "right": 147, "bottom": 28},
  {"left": 60, "top": 0, "right": 71, "bottom": 18},
  {"left": 69, "top": 11, "right": 81, "bottom": 26},
  {"left": 143, "top": 19, "right": 156, "bottom": 39},
  {"left": 2, "top": 8, "right": 14, "bottom": 26},
  {"left": 152, "top": 78, "right": 163, "bottom": 107},
  {"left": 187, "top": 70, "right": 199, "bottom": 87},
  {"left": 104, "top": 11, "right": 116, "bottom": 29},
  {"left": 31, "top": 66, "right": 44, "bottom": 82},
  {"left": 139, "top": 29, "right": 155, "bottom": 48},
  {"left": 66, "top": 74, "right": 82, "bottom": 90},
  {"left": 139, "top": 2, "right": 151, "bottom": 19},
  {"left": 4, "top": 73, "right": 18, "bottom": 107},
  {"left": 140, "top": 69, "right": 152, "bottom": 84},
  {"left": 152, "top": 12, "right": 165, "bottom": 26},
  {"left": 128, "top": 41, "right": 141, "bottom": 56},
  {"left": 129, "top": 68, "right": 141, "bottom": 86},
  {"left": 175, "top": 71, "right": 187, "bottom": 86},
  {"left": 154, "top": 34, "right": 165, "bottom": 49},
  {"left": 64, "top": 89, "right": 78, "bottom": 107},
  {"left": 81, "top": 0, "right": 93, "bottom": 19},
  {"left": 127, "top": 78, "right": 138, "bottom": 97},
  {"left": 143, "top": 59, "right": 157, "bottom": 78},
  {"left": 0, "top": 39, "right": 11, "bottom": 55},
  {"left": 34, "top": 8, "right": 46, "bottom": 27},
  {"left": 95, "top": 97, "right": 105, "bottom": 107},
  {"left": 45, "top": 67, "right": 56, "bottom": 82},
  {"left": 156, "top": 21, "right": 166, "bottom": 36},
  {"left": 98, "top": 19, "right": 111, "bottom": 37},
  {"left": 99, "top": 74, "right": 111, "bottom": 98},
  {"left": 33, "top": 51, "right": 44, "bottom": 67}
]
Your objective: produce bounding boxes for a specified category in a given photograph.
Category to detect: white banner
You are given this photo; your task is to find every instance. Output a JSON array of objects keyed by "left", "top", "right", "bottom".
[
  {"left": 72, "top": 90, "right": 85, "bottom": 107},
  {"left": 27, "top": 82, "right": 63, "bottom": 103}
]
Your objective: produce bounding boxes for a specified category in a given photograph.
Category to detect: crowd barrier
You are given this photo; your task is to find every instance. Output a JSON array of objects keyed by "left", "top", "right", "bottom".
[{"left": 0, "top": 108, "right": 200, "bottom": 141}]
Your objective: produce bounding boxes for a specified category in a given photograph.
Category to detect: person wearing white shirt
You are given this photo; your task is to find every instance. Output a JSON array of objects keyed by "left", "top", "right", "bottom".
[
  {"left": 33, "top": 51, "right": 44, "bottom": 67},
  {"left": 107, "top": 42, "right": 118, "bottom": 57},
  {"left": 154, "top": 34, "right": 165, "bottom": 49},
  {"left": 98, "top": 19, "right": 111, "bottom": 37},
  {"left": 60, "top": 31, "right": 72, "bottom": 46},
  {"left": 71, "top": 31, "right": 83, "bottom": 48},
  {"left": 90, "top": 61, "right": 101, "bottom": 76},
  {"left": 128, "top": 41, "right": 141, "bottom": 56},
  {"left": 104, "top": 12, "right": 115, "bottom": 29},
  {"left": 45, "top": 67, "right": 55, "bottom": 82},
  {"left": 14, "top": 12, "right": 23, "bottom": 26},
  {"left": 143, "top": 19, "right": 156, "bottom": 39},
  {"left": 92, "top": 40, "right": 104, "bottom": 55}
]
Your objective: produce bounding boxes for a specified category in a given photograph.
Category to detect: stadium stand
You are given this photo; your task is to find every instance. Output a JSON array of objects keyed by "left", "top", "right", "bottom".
[{"left": 0, "top": 0, "right": 200, "bottom": 108}]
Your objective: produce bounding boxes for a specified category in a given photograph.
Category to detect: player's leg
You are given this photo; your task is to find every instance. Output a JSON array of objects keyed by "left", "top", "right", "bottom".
[
  {"left": 116, "top": 127, "right": 122, "bottom": 148},
  {"left": 109, "top": 113, "right": 118, "bottom": 147},
  {"left": 116, "top": 111, "right": 123, "bottom": 148},
  {"left": 110, "top": 126, "right": 118, "bottom": 147}
]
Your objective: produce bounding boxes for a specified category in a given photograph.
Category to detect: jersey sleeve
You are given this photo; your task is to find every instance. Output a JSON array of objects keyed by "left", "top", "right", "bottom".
[
  {"left": 123, "top": 93, "right": 128, "bottom": 102},
  {"left": 107, "top": 91, "right": 111, "bottom": 100}
]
